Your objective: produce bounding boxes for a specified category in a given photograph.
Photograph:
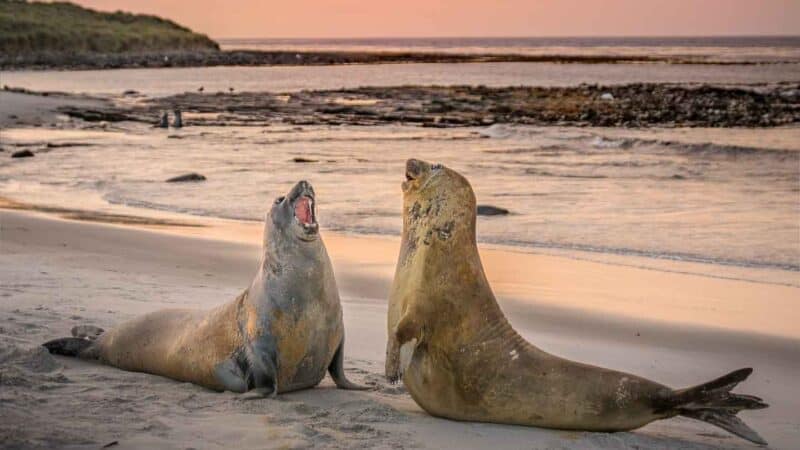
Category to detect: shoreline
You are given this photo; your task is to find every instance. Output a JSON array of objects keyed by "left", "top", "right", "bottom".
[
  {"left": 3, "top": 49, "right": 796, "bottom": 72},
  {"left": 2, "top": 199, "right": 797, "bottom": 341},
  {"left": 2, "top": 191, "right": 797, "bottom": 288},
  {"left": 8, "top": 82, "right": 795, "bottom": 128},
  {"left": 1, "top": 207, "right": 798, "bottom": 448}
]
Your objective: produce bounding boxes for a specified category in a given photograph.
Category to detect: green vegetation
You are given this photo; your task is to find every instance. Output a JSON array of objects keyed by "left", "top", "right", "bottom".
[{"left": 0, "top": 0, "right": 219, "bottom": 55}]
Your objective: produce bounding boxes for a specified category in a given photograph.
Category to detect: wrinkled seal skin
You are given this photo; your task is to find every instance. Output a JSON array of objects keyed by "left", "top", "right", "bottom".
[
  {"left": 46, "top": 181, "right": 365, "bottom": 395},
  {"left": 385, "top": 159, "right": 768, "bottom": 444}
]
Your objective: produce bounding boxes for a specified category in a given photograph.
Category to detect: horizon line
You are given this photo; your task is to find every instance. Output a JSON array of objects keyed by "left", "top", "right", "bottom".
[{"left": 214, "top": 34, "right": 800, "bottom": 41}]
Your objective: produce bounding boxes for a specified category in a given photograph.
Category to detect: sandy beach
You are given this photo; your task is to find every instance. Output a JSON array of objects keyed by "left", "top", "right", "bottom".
[
  {"left": 2, "top": 22, "right": 799, "bottom": 449},
  {"left": 1, "top": 204, "right": 798, "bottom": 449}
]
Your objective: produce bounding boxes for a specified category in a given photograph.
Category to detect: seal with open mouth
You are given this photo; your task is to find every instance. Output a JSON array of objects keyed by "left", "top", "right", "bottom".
[
  {"left": 385, "top": 159, "right": 768, "bottom": 445},
  {"left": 44, "top": 180, "right": 366, "bottom": 395}
]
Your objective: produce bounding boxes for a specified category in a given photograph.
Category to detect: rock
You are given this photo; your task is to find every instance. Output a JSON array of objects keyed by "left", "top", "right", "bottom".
[
  {"left": 122, "top": 89, "right": 139, "bottom": 96},
  {"left": 59, "top": 108, "right": 131, "bottom": 122},
  {"left": 292, "top": 157, "right": 318, "bottom": 163},
  {"left": 11, "top": 150, "right": 35, "bottom": 158},
  {"left": 46, "top": 142, "right": 92, "bottom": 148},
  {"left": 47, "top": 83, "right": 799, "bottom": 129},
  {"left": 779, "top": 89, "right": 799, "bottom": 100},
  {"left": 166, "top": 172, "right": 206, "bottom": 182},
  {"left": 476, "top": 205, "right": 509, "bottom": 216}
]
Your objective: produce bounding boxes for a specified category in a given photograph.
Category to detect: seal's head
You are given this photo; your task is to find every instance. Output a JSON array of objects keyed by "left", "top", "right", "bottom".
[
  {"left": 266, "top": 180, "right": 319, "bottom": 246},
  {"left": 399, "top": 159, "right": 477, "bottom": 262},
  {"left": 403, "top": 158, "right": 475, "bottom": 209}
]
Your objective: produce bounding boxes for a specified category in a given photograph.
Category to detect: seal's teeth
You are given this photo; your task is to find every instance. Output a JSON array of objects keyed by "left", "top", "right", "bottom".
[{"left": 294, "top": 196, "right": 314, "bottom": 225}]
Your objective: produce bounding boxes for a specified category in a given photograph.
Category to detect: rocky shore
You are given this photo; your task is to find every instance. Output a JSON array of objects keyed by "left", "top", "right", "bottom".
[
  {"left": 1, "top": 49, "right": 786, "bottom": 71},
  {"left": 46, "top": 83, "right": 800, "bottom": 128}
]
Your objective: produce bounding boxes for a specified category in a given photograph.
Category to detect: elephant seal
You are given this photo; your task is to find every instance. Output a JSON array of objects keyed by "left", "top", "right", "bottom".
[
  {"left": 385, "top": 159, "right": 768, "bottom": 444},
  {"left": 157, "top": 111, "right": 168, "bottom": 128},
  {"left": 45, "top": 180, "right": 365, "bottom": 395},
  {"left": 172, "top": 109, "right": 183, "bottom": 128}
]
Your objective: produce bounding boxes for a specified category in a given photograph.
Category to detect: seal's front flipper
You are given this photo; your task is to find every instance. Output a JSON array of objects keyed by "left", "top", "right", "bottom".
[
  {"left": 43, "top": 337, "right": 93, "bottom": 357},
  {"left": 214, "top": 359, "right": 249, "bottom": 393},
  {"left": 669, "top": 368, "right": 768, "bottom": 445},
  {"left": 240, "top": 386, "right": 276, "bottom": 400},
  {"left": 240, "top": 336, "right": 279, "bottom": 397},
  {"left": 329, "top": 338, "right": 369, "bottom": 390},
  {"left": 398, "top": 338, "right": 418, "bottom": 375},
  {"left": 385, "top": 337, "right": 401, "bottom": 383},
  {"left": 386, "top": 313, "right": 422, "bottom": 383}
]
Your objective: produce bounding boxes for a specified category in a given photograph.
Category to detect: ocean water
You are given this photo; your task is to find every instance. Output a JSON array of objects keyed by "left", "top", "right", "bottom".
[
  {"left": 1, "top": 41, "right": 799, "bottom": 282},
  {"left": 2, "top": 62, "right": 798, "bottom": 98},
  {"left": 2, "top": 123, "right": 798, "bottom": 277},
  {"left": 3, "top": 36, "right": 799, "bottom": 97},
  {"left": 219, "top": 36, "right": 800, "bottom": 63}
]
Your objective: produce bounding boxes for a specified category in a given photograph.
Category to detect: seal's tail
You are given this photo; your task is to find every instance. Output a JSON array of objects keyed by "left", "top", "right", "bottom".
[
  {"left": 42, "top": 325, "right": 105, "bottom": 358},
  {"left": 669, "top": 368, "right": 768, "bottom": 445}
]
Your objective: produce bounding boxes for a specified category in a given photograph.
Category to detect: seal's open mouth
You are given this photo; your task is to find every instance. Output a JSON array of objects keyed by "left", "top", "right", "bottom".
[
  {"left": 293, "top": 193, "right": 318, "bottom": 237},
  {"left": 295, "top": 196, "right": 314, "bottom": 226},
  {"left": 294, "top": 195, "right": 316, "bottom": 228}
]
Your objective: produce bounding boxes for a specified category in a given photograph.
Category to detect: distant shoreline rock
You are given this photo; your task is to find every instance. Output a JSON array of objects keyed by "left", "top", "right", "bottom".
[
  {"left": 1, "top": 50, "right": 786, "bottom": 72},
  {"left": 477, "top": 205, "right": 510, "bottom": 216},
  {"left": 7, "top": 82, "right": 797, "bottom": 129},
  {"left": 166, "top": 173, "right": 206, "bottom": 182},
  {"left": 116, "top": 83, "right": 799, "bottom": 128},
  {"left": 11, "top": 150, "right": 35, "bottom": 158}
]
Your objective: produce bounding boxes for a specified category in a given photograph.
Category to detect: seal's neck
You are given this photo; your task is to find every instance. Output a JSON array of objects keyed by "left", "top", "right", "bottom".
[
  {"left": 248, "top": 234, "right": 328, "bottom": 304},
  {"left": 398, "top": 214, "right": 492, "bottom": 303}
]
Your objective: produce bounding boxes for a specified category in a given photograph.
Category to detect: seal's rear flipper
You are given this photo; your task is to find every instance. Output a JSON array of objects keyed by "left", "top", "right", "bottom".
[
  {"left": 43, "top": 337, "right": 93, "bottom": 357},
  {"left": 681, "top": 409, "right": 766, "bottom": 445},
  {"left": 669, "top": 368, "right": 768, "bottom": 445}
]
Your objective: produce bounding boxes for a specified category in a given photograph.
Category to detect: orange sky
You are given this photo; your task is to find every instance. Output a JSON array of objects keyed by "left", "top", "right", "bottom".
[{"left": 73, "top": 0, "right": 800, "bottom": 39}]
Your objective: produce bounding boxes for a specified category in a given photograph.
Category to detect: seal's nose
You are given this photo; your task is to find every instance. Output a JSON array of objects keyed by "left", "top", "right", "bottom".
[
  {"left": 286, "top": 180, "right": 313, "bottom": 202},
  {"left": 293, "top": 180, "right": 314, "bottom": 197},
  {"left": 406, "top": 159, "right": 424, "bottom": 181}
]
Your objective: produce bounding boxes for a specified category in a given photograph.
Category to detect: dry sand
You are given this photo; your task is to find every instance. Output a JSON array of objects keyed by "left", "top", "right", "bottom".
[{"left": 1, "top": 208, "right": 798, "bottom": 449}]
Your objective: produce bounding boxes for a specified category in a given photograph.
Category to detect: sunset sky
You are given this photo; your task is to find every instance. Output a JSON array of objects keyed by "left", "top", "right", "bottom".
[{"left": 73, "top": 0, "right": 799, "bottom": 39}]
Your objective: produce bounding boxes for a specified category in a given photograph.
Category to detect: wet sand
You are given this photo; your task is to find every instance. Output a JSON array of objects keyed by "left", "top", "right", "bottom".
[
  {"left": 1, "top": 207, "right": 798, "bottom": 449},
  {"left": 0, "top": 90, "right": 105, "bottom": 128}
]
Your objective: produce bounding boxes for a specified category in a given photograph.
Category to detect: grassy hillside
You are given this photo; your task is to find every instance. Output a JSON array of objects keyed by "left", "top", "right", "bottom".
[{"left": 0, "top": 0, "right": 219, "bottom": 55}]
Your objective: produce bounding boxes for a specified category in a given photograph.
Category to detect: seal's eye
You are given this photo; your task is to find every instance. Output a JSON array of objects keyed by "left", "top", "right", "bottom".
[
  {"left": 431, "top": 163, "right": 442, "bottom": 170},
  {"left": 274, "top": 196, "right": 285, "bottom": 204}
]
